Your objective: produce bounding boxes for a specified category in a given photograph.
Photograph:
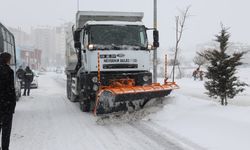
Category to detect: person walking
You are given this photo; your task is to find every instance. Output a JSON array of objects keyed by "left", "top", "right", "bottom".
[
  {"left": 16, "top": 66, "right": 25, "bottom": 80},
  {"left": 192, "top": 67, "right": 200, "bottom": 81},
  {"left": 16, "top": 66, "right": 25, "bottom": 94},
  {"left": 199, "top": 70, "right": 204, "bottom": 81},
  {"left": 0, "top": 52, "right": 16, "bottom": 150},
  {"left": 23, "top": 66, "right": 34, "bottom": 96}
]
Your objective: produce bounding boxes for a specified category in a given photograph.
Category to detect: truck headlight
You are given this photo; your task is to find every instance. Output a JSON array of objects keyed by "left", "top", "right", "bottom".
[
  {"left": 147, "top": 44, "right": 153, "bottom": 50},
  {"left": 93, "top": 84, "right": 99, "bottom": 91},
  {"left": 88, "top": 44, "right": 94, "bottom": 50},
  {"left": 143, "top": 75, "right": 149, "bottom": 82},
  {"left": 92, "top": 76, "right": 98, "bottom": 83}
]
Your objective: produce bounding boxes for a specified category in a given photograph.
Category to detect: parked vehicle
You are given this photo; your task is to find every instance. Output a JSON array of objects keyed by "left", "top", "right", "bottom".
[
  {"left": 31, "top": 71, "right": 39, "bottom": 88},
  {"left": 55, "top": 67, "right": 63, "bottom": 74}
]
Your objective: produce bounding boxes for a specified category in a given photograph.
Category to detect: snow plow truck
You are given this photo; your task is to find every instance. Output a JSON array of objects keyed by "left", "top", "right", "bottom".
[{"left": 65, "top": 11, "right": 178, "bottom": 116}]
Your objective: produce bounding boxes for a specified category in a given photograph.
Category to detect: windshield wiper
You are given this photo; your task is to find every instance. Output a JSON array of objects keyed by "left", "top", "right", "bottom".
[
  {"left": 121, "top": 44, "right": 147, "bottom": 50},
  {"left": 93, "top": 44, "right": 147, "bottom": 50},
  {"left": 111, "top": 44, "right": 121, "bottom": 50}
]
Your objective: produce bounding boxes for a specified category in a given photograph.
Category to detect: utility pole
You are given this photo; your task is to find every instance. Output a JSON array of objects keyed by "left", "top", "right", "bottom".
[{"left": 153, "top": 0, "right": 158, "bottom": 83}]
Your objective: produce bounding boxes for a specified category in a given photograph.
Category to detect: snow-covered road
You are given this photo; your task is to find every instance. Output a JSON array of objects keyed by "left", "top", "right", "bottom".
[
  {"left": 10, "top": 70, "right": 250, "bottom": 150},
  {"left": 10, "top": 73, "right": 193, "bottom": 150}
]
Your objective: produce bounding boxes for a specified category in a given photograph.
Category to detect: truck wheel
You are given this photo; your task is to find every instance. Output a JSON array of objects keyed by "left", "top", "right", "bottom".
[
  {"left": 70, "top": 91, "right": 78, "bottom": 102},
  {"left": 66, "top": 75, "right": 71, "bottom": 100},
  {"left": 67, "top": 75, "right": 78, "bottom": 102}
]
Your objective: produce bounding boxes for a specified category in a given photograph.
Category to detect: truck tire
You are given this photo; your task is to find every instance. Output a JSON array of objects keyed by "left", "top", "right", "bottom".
[
  {"left": 70, "top": 92, "right": 78, "bottom": 102},
  {"left": 66, "top": 75, "right": 71, "bottom": 100},
  {"left": 67, "top": 75, "right": 78, "bottom": 102}
]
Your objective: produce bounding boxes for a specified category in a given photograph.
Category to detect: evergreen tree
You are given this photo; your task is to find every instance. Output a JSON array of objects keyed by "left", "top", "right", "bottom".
[{"left": 200, "top": 26, "right": 248, "bottom": 105}]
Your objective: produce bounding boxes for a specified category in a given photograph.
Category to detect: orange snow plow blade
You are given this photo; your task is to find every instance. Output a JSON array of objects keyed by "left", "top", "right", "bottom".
[{"left": 94, "top": 81, "right": 179, "bottom": 115}]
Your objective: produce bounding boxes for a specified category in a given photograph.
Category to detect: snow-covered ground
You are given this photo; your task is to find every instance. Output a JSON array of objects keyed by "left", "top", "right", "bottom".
[
  {"left": 10, "top": 73, "right": 189, "bottom": 150},
  {"left": 8, "top": 68, "right": 250, "bottom": 150},
  {"left": 150, "top": 67, "right": 250, "bottom": 150}
]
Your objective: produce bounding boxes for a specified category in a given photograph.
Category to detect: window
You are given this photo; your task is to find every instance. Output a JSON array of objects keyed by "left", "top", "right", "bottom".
[
  {"left": 7, "top": 43, "right": 10, "bottom": 52},
  {"left": 9, "top": 44, "right": 15, "bottom": 65},
  {"left": 0, "top": 43, "right": 3, "bottom": 53},
  {"left": 140, "top": 31, "right": 145, "bottom": 46},
  {"left": 0, "top": 27, "right": 2, "bottom": 39},
  {"left": 0, "top": 24, "right": 16, "bottom": 65},
  {"left": 1, "top": 28, "right": 6, "bottom": 40},
  {"left": 10, "top": 35, "right": 13, "bottom": 44},
  {"left": 88, "top": 25, "right": 148, "bottom": 50},
  {"left": 84, "top": 31, "right": 88, "bottom": 48},
  {"left": 0, "top": 27, "right": 3, "bottom": 53},
  {"left": 4, "top": 41, "right": 7, "bottom": 51},
  {"left": 6, "top": 32, "right": 10, "bottom": 43}
]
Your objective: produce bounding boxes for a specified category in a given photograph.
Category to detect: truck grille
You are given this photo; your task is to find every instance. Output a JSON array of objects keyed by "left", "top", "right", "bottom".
[{"left": 103, "top": 64, "right": 138, "bottom": 69}]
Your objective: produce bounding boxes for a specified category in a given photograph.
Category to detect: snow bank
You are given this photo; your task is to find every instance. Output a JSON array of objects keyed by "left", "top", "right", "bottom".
[{"left": 147, "top": 67, "right": 250, "bottom": 150}]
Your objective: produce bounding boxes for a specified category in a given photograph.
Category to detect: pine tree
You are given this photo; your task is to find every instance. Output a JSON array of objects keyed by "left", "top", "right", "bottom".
[{"left": 200, "top": 26, "right": 248, "bottom": 105}]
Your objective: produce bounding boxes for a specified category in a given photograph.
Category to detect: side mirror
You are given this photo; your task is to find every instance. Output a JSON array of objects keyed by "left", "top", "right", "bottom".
[
  {"left": 73, "top": 30, "right": 81, "bottom": 42},
  {"left": 74, "top": 42, "right": 81, "bottom": 49},
  {"left": 153, "top": 30, "right": 159, "bottom": 48},
  {"left": 73, "top": 30, "right": 81, "bottom": 49}
]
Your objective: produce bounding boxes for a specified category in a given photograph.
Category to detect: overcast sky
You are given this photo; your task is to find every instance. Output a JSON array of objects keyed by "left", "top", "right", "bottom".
[{"left": 1, "top": 0, "right": 250, "bottom": 59}]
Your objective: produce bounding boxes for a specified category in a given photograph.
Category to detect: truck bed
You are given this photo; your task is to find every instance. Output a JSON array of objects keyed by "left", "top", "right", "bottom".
[{"left": 76, "top": 11, "right": 144, "bottom": 28}]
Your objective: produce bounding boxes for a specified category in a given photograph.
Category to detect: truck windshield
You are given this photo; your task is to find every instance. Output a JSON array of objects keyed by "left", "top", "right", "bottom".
[{"left": 88, "top": 25, "right": 148, "bottom": 50}]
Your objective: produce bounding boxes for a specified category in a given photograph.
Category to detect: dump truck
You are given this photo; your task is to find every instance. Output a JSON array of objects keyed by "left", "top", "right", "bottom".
[{"left": 65, "top": 11, "right": 178, "bottom": 115}]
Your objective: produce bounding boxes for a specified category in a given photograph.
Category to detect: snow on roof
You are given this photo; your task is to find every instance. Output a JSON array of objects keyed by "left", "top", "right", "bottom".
[
  {"left": 77, "top": 11, "right": 144, "bottom": 18},
  {"left": 85, "top": 21, "right": 144, "bottom": 26}
]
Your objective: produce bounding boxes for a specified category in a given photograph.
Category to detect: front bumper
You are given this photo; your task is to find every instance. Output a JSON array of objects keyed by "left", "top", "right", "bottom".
[{"left": 79, "top": 71, "right": 152, "bottom": 96}]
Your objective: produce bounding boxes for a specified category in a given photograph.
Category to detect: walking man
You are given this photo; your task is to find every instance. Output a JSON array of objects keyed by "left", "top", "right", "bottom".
[
  {"left": 192, "top": 67, "right": 199, "bottom": 81},
  {"left": 23, "top": 66, "right": 34, "bottom": 96},
  {"left": 16, "top": 66, "right": 25, "bottom": 94},
  {"left": 16, "top": 66, "right": 25, "bottom": 80},
  {"left": 0, "top": 52, "right": 16, "bottom": 150}
]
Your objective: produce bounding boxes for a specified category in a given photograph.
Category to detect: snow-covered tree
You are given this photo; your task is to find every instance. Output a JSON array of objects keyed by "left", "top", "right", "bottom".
[{"left": 200, "top": 26, "right": 248, "bottom": 105}]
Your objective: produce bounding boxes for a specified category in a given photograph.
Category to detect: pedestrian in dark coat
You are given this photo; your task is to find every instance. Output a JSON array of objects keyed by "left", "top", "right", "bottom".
[
  {"left": 16, "top": 66, "right": 25, "bottom": 94},
  {"left": 0, "top": 52, "right": 16, "bottom": 150},
  {"left": 16, "top": 66, "right": 25, "bottom": 80},
  {"left": 192, "top": 67, "right": 200, "bottom": 81},
  {"left": 23, "top": 66, "right": 34, "bottom": 96}
]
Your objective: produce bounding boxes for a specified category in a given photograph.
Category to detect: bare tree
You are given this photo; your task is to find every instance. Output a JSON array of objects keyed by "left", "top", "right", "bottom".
[
  {"left": 172, "top": 6, "right": 191, "bottom": 82},
  {"left": 169, "top": 47, "right": 186, "bottom": 78},
  {"left": 193, "top": 53, "right": 207, "bottom": 68}
]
